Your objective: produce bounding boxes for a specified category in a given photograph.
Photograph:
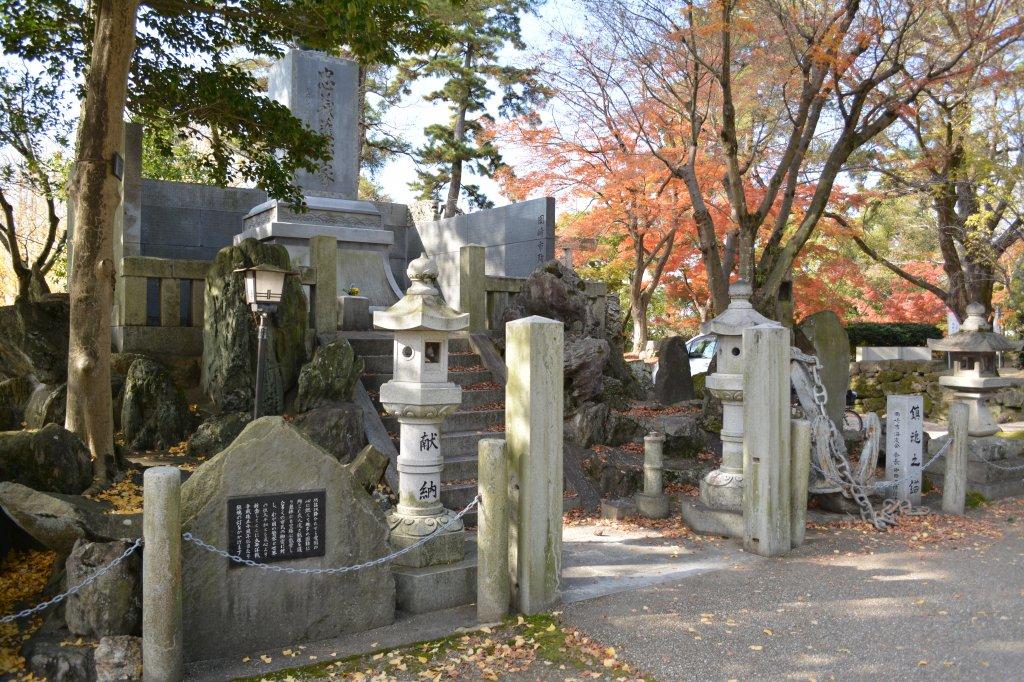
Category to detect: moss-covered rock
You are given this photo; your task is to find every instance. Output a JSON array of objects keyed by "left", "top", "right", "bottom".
[
  {"left": 294, "top": 339, "right": 363, "bottom": 412},
  {"left": 0, "top": 423, "right": 92, "bottom": 494},
  {"left": 0, "top": 376, "right": 32, "bottom": 429},
  {"left": 14, "top": 294, "right": 69, "bottom": 384},
  {"left": 201, "top": 239, "right": 308, "bottom": 414},
  {"left": 186, "top": 411, "right": 251, "bottom": 458},
  {"left": 291, "top": 405, "right": 366, "bottom": 463},
  {"left": 121, "top": 357, "right": 193, "bottom": 451},
  {"left": 23, "top": 382, "right": 66, "bottom": 429}
]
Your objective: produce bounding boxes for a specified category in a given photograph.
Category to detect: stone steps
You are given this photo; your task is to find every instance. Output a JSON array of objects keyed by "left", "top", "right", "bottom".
[
  {"left": 361, "top": 352, "right": 481, "bottom": 374},
  {"left": 381, "top": 408, "right": 504, "bottom": 434},
  {"left": 361, "top": 369, "right": 492, "bottom": 392}
]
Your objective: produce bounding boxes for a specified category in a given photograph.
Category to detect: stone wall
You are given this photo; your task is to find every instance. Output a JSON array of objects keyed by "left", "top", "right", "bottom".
[{"left": 850, "top": 359, "right": 1024, "bottom": 423}]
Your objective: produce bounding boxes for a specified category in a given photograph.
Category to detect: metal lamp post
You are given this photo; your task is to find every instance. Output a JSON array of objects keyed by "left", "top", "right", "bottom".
[{"left": 235, "top": 264, "right": 297, "bottom": 420}]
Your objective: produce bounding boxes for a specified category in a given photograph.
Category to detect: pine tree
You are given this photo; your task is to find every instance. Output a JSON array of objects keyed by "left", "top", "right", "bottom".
[{"left": 394, "top": 0, "right": 548, "bottom": 218}]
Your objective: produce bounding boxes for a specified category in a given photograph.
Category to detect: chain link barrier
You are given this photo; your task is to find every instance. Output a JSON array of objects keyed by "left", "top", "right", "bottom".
[
  {"left": 184, "top": 495, "right": 480, "bottom": 574},
  {"left": 791, "top": 352, "right": 932, "bottom": 530},
  {"left": 0, "top": 538, "right": 143, "bottom": 624}
]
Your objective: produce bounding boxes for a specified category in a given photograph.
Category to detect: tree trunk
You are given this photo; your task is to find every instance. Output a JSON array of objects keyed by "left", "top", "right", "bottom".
[
  {"left": 442, "top": 46, "right": 474, "bottom": 219},
  {"left": 65, "top": 0, "right": 139, "bottom": 488},
  {"left": 631, "top": 299, "right": 649, "bottom": 353}
]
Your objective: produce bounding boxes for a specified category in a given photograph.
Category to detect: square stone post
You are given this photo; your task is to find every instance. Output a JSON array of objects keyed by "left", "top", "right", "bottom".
[
  {"left": 943, "top": 402, "right": 970, "bottom": 515},
  {"left": 790, "top": 419, "right": 811, "bottom": 547},
  {"left": 310, "top": 235, "right": 338, "bottom": 333},
  {"left": 742, "top": 324, "right": 792, "bottom": 557},
  {"left": 143, "top": 467, "right": 182, "bottom": 681},
  {"left": 506, "top": 316, "right": 563, "bottom": 614},
  {"left": 159, "top": 278, "right": 180, "bottom": 327},
  {"left": 459, "top": 244, "right": 486, "bottom": 332},
  {"left": 477, "top": 437, "right": 510, "bottom": 622}
]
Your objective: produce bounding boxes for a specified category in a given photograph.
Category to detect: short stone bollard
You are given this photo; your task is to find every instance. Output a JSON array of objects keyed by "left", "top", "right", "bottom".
[
  {"left": 790, "top": 419, "right": 811, "bottom": 547},
  {"left": 943, "top": 402, "right": 970, "bottom": 515},
  {"left": 142, "top": 466, "right": 182, "bottom": 682},
  {"left": 636, "top": 431, "right": 669, "bottom": 519},
  {"left": 477, "top": 438, "right": 510, "bottom": 623}
]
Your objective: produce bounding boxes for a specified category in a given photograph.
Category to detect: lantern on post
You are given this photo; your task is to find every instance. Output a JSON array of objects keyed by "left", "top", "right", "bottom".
[
  {"left": 929, "top": 302, "right": 1022, "bottom": 437},
  {"left": 374, "top": 254, "right": 470, "bottom": 567},
  {"left": 234, "top": 263, "right": 297, "bottom": 420}
]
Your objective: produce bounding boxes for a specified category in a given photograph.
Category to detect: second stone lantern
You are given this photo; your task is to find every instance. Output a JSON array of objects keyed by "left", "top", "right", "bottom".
[
  {"left": 374, "top": 253, "right": 469, "bottom": 567},
  {"left": 681, "top": 280, "right": 780, "bottom": 537}
]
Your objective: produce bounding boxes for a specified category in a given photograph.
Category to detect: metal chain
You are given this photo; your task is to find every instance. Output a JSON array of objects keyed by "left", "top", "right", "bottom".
[
  {"left": 184, "top": 495, "right": 480, "bottom": 574},
  {"left": 792, "top": 353, "right": 928, "bottom": 530},
  {"left": 981, "top": 459, "right": 1024, "bottom": 472},
  {"left": 0, "top": 539, "right": 143, "bottom": 624}
]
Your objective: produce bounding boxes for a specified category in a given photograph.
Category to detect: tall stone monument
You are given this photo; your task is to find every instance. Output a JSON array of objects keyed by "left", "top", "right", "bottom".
[{"left": 235, "top": 49, "right": 404, "bottom": 307}]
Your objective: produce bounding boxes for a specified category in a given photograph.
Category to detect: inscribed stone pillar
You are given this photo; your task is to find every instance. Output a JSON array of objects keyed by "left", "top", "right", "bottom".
[
  {"left": 742, "top": 324, "right": 792, "bottom": 557},
  {"left": 506, "top": 316, "right": 563, "bottom": 614},
  {"left": 477, "top": 438, "right": 510, "bottom": 622},
  {"left": 790, "top": 419, "right": 811, "bottom": 547},
  {"left": 267, "top": 49, "right": 360, "bottom": 198}
]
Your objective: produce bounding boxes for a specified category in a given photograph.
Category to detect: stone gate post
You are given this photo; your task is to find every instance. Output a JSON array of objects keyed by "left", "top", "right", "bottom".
[
  {"left": 142, "top": 466, "right": 183, "bottom": 681},
  {"left": 506, "top": 316, "right": 563, "bottom": 614},
  {"left": 943, "top": 402, "right": 970, "bottom": 515},
  {"left": 742, "top": 324, "right": 792, "bottom": 557},
  {"left": 477, "top": 437, "right": 510, "bottom": 622}
]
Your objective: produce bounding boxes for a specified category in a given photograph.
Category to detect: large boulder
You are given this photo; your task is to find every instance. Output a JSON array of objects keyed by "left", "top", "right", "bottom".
[
  {"left": 0, "top": 375, "right": 32, "bottom": 429},
  {"left": 179, "top": 417, "right": 394, "bottom": 661},
  {"left": 15, "top": 294, "right": 70, "bottom": 384},
  {"left": 185, "top": 411, "right": 251, "bottom": 458},
  {"left": 563, "top": 336, "right": 610, "bottom": 405},
  {"left": 0, "top": 482, "right": 142, "bottom": 555},
  {"left": 566, "top": 401, "right": 609, "bottom": 447},
  {"left": 797, "top": 310, "right": 851, "bottom": 427},
  {"left": 291, "top": 405, "right": 366, "bottom": 463},
  {"left": 65, "top": 539, "right": 142, "bottom": 637},
  {"left": 23, "top": 382, "right": 67, "bottom": 429},
  {"left": 201, "top": 239, "right": 308, "bottom": 414},
  {"left": 503, "top": 259, "right": 595, "bottom": 335},
  {"left": 654, "top": 336, "right": 695, "bottom": 405},
  {"left": 121, "top": 357, "right": 192, "bottom": 451},
  {"left": 294, "top": 339, "right": 363, "bottom": 412},
  {"left": 94, "top": 636, "right": 143, "bottom": 682},
  {"left": 0, "top": 423, "right": 92, "bottom": 494}
]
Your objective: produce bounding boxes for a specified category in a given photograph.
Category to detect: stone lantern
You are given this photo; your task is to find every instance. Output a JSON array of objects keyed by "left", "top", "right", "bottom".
[
  {"left": 681, "top": 280, "right": 780, "bottom": 536},
  {"left": 928, "top": 302, "right": 1022, "bottom": 437},
  {"left": 374, "top": 253, "right": 469, "bottom": 566}
]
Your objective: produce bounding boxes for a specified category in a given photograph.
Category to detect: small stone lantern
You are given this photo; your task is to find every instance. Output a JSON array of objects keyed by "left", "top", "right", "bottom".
[
  {"left": 374, "top": 254, "right": 469, "bottom": 567},
  {"left": 682, "top": 280, "right": 780, "bottom": 535},
  {"left": 928, "top": 302, "right": 1022, "bottom": 437}
]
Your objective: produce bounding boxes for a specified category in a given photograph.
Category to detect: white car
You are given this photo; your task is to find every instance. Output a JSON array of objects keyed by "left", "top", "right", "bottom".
[{"left": 651, "top": 333, "right": 717, "bottom": 382}]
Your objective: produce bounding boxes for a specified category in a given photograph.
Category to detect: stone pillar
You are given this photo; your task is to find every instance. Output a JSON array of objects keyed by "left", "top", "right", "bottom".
[
  {"left": 790, "top": 419, "right": 811, "bottom": 547},
  {"left": 310, "top": 235, "right": 338, "bottom": 333},
  {"left": 742, "top": 324, "right": 792, "bottom": 558},
  {"left": 636, "top": 432, "right": 669, "bottom": 518},
  {"left": 477, "top": 438, "right": 510, "bottom": 623},
  {"left": 943, "top": 402, "right": 970, "bottom": 515},
  {"left": 506, "top": 316, "right": 563, "bottom": 614},
  {"left": 459, "top": 244, "right": 486, "bottom": 332},
  {"left": 142, "top": 467, "right": 182, "bottom": 682}
]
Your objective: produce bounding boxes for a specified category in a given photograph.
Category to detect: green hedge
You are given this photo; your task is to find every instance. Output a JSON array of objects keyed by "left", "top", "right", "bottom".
[{"left": 846, "top": 322, "right": 943, "bottom": 348}]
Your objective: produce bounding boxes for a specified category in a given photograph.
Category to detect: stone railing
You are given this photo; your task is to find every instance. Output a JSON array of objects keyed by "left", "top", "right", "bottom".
[
  {"left": 457, "top": 244, "right": 608, "bottom": 334},
  {"left": 115, "top": 255, "right": 324, "bottom": 356}
]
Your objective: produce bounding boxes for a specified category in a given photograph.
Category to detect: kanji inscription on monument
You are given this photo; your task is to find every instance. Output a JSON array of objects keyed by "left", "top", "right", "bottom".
[
  {"left": 227, "top": 490, "right": 327, "bottom": 566},
  {"left": 885, "top": 395, "right": 924, "bottom": 504}
]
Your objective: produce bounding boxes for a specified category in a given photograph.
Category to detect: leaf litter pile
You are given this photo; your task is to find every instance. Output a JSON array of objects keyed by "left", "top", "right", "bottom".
[
  {"left": 0, "top": 549, "right": 55, "bottom": 677},
  {"left": 236, "top": 614, "right": 647, "bottom": 681}
]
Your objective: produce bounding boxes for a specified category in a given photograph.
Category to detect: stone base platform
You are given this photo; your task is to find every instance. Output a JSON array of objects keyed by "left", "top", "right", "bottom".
[
  {"left": 680, "top": 498, "right": 743, "bottom": 538},
  {"left": 392, "top": 538, "right": 477, "bottom": 615},
  {"left": 925, "top": 434, "right": 1024, "bottom": 500}
]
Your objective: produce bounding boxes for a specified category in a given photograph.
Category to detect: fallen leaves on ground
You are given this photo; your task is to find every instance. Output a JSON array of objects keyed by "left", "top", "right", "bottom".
[
  {"left": 236, "top": 614, "right": 647, "bottom": 681},
  {"left": 0, "top": 549, "right": 56, "bottom": 677},
  {"left": 616, "top": 405, "right": 699, "bottom": 418},
  {"left": 563, "top": 507, "right": 704, "bottom": 542},
  {"left": 85, "top": 475, "right": 143, "bottom": 514}
]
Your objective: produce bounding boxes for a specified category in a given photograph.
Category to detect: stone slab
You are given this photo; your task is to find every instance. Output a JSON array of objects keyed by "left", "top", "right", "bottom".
[
  {"left": 635, "top": 493, "right": 670, "bottom": 519},
  {"left": 680, "top": 497, "right": 744, "bottom": 538},
  {"left": 393, "top": 555, "right": 478, "bottom": 615},
  {"left": 112, "top": 326, "right": 203, "bottom": 356},
  {"left": 600, "top": 499, "right": 637, "bottom": 521},
  {"left": 856, "top": 346, "right": 933, "bottom": 361},
  {"left": 179, "top": 417, "right": 395, "bottom": 662},
  {"left": 925, "top": 470, "right": 1024, "bottom": 500}
]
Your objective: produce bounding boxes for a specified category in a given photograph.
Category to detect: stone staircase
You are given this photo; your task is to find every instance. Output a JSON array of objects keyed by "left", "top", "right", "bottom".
[{"left": 338, "top": 333, "right": 506, "bottom": 522}]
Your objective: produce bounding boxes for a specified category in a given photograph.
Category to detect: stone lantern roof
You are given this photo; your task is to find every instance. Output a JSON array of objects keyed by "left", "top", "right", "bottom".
[
  {"left": 373, "top": 253, "right": 469, "bottom": 332},
  {"left": 701, "top": 281, "right": 778, "bottom": 336},
  {"left": 928, "top": 303, "right": 1022, "bottom": 353}
]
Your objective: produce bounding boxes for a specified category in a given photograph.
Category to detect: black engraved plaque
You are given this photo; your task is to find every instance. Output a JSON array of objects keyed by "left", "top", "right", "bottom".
[{"left": 227, "top": 490, "right": 326, "bottom": 567}]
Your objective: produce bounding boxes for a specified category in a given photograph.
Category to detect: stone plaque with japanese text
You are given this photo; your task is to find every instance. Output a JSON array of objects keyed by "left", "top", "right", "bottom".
[
  {"left": 227, "top": 490, "right": 327, "bottom": 566},
  {"left": 885, "top": 395, "right": 924, "bottom": 504}
]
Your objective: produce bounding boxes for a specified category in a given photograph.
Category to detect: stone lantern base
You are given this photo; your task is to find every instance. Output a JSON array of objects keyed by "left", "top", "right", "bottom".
[
  {"left": 680, "top": 498, "right": 744, "bottom": 538},
  {"left": 387, "top": 509, "right": 466, "bottom": 568}
]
